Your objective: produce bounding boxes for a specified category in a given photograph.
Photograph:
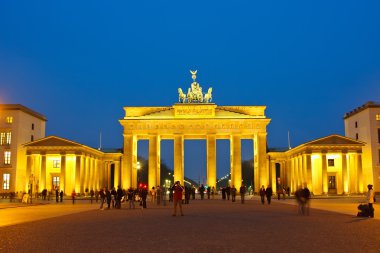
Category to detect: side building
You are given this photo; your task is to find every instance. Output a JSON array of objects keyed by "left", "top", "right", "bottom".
[
  {"left": 268, "top": 135, "right": 365, "bottom": 195},
  {"left": 0, "top": 104, "right": 46, "bottom": 194},
  {"left": 344, "top": 101, "right": 380, "bottom": 192},
  {"left": 19, "top": 136, "right": 122, "bottom": 196}
]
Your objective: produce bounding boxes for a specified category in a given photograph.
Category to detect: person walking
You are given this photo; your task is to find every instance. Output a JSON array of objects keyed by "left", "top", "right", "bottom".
[
  {"left": 105, "top": 187, "right": 111, "bottom": 209},
  {"left": 367, "top": 184, "right": 375, "bottom": 218},
  {"left": 156, "top": 186, "right": 162, "bottom": 205},
  {"left": 116, "top": 185, "right": 124, "bottom": 209},
  {"left": 259, "top": 185, "right": 266, "bottom": 204},
  {"left": 211, "top": 186, "right": 215, "bottom": 199},
  {"left": 55, "top": 188, "right": 59, "bottom": 203},
  {"left": 240, "top": 184, "right": 246, "bottom": 204},
  {"left": 71, "top": 190, "right": 76, "bottom": 204},
  {"left": 199, "top": 184, "right": 205, "bottom": 200},
  {"left": 151, "top": 187, "right": 156, "bottom": 203},
  {"left": 99, "top": 188, "right": 106, "bottom": 210},
  {"left": 226, "top": 185, "right": 231, "bottom": 200},
  {"left": 231, "top": 185, "right": 237, "bottom": 202},
  {"left": 127, "top": 187, "right": 135, "bottom": 209},
  {"left": 59, "top": 190, "right": 63, "bottom": 203},
  {"left": 172, "top": 181, "right": 184, "bottom": 216},
  {"left": 265, "top": 185, "right": 273, "bottom": 205}
]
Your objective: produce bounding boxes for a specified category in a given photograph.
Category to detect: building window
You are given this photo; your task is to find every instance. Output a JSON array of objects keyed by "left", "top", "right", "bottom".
[
  {"left": 4, "top": 151, "right": 11, "bottom": 165},
  {"left": 53, "top": 160, "right": 60, "bottom": 168},
  {"left": 328, "top": 159, "right": 335, "bottom": 167},
  {"left": 31, "top": 135, "right": 34, "bottom": 142},
  {"left": 32, "top": 123, "right": 34, "bottom": 130},
  {"left": 376, "top": 114, "right": 380, "bottom": 121},
  {"left": 355, "top": 121, "right": 358, "bottom": 128},
  {"left": 6, "top": 117, "right": 12, "bottom": 124},
  {"left": 3, "top": 174, "right": 10, "bottom": 190},
  {"left": 356, "top": 133, "right": 359, "bottom": 140},
  {"left": 6, "top": 132, "right": 11, "bottom": 145},
  {"left": 0, "top": 133, "right": 5, "bottom": 145},
  {"left": 52, "top": 176, "right": 60, "bottom": 189}
]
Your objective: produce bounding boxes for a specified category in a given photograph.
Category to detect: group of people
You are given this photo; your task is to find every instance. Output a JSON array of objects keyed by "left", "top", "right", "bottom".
[{"left": 220, "top": 184, "right": 247, "bottom": 203}]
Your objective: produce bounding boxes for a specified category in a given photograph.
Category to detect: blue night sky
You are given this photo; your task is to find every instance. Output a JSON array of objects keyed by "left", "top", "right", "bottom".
[{"left": 1, "top": 1, "right": 380, "bottom": 182}]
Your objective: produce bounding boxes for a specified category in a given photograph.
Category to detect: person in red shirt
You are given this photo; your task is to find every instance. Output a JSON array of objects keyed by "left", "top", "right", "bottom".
[{"left": 172, "top": 181, "right": 184, "bottom": 216}]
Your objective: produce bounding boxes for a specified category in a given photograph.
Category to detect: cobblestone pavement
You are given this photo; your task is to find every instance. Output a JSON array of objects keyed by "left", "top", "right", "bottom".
[{"left": 0, "top": 197, "right": 379, "bottom": 253}]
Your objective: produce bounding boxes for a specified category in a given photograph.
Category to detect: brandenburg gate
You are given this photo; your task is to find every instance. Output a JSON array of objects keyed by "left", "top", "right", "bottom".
[{"left": 119, "top": 71, "right": 271, "bottom": 192}]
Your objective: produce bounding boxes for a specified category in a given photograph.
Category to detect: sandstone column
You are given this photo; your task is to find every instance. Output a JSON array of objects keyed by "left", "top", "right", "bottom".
[
  {"left": 174, "top": 134, "right": 184, "bottom": 185},
  {"left": 122, "top": 134, "right": 137, "bottom": 189},
  {"left": 149, "top": 135, "right": 161, "bottom": 189},
  {"left": 341, "top": 151, "right": 348, "bottom": 194},
  {"left": 321, "top": 151, "right": 327, "bottom": 194},
  {"left": 60, "top": 153, "right": 66, "bottom": 192},
  {"left": 230, "top": 135, "right": 242, "bottom": 191},
  {"left": 40, "top": 154, "right": 46, "bottom": 191},
  {"left": 207, "top": 134, "right": 217, "bottom": 189}
]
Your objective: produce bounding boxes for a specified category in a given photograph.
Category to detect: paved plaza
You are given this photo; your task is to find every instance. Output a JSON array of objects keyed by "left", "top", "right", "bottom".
[{"left": 0, "top": 196, "right": 380, "bottom": 253}]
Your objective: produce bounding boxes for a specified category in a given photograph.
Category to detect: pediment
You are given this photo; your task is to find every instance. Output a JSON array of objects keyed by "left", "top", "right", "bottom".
[
  {"left": 24, "top": 136, "right": 82, "bottom": 147},
  {"left": 305, "top": 134, "right": 364, "bottom": 146}
]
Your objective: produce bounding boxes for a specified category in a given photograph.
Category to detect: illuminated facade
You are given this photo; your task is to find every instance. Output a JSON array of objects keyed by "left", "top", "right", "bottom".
[
  {"left": 268, "top": 135, "right": 365, "bottom": 195},
  {"left": 119, "top": 104, "right": 270, "bottom": 192},
  {"left": 0, "top": 104, "right": 46, "bottom": 193},
  {"left": 19, "top": 136, "right": 121, "bottom": 196},
  {"left": 344, "top": 101, "right": 380, "bottom": 191},
  {"left": 1, "top": 75, "right": 371, "bottom": 196}
]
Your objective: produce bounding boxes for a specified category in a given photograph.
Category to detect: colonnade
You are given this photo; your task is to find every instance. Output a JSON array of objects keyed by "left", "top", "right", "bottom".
[
  {"left": 122, "top": 133, "right": 268, "bottom": 192},
  {"left": 269, "top": 150, "right": 364, "bottom": 195}
]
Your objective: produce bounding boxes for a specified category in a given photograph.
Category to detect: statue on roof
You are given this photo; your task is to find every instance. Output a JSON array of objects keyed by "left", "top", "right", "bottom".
[{"left": 177, "top": 70, "right": 212, "bottom": 103}]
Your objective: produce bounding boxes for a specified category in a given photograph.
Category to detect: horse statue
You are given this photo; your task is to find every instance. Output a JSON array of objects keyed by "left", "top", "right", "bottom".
[
  {"left": 187, "top": 88, "right": 193, "bottom": 103},
  {"left": 204, "top": 87, "right": 212, "bottom": 103},
  {"left": 178, "top": 88, "right": 187, "bottom": 103}
]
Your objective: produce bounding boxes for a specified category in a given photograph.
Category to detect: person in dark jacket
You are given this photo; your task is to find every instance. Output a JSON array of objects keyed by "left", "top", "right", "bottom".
[
  {"left": 231, "top": 185, "right": 237, "bottom": 202},
  {"left": 259, "top": 185, "right": 266, "bottom": 204},
  {"left": 240, "top": 184, "right": 246, "bottom": 204},
  {"left": 265, "top": 185, "right": 273, "bottom": 205}
]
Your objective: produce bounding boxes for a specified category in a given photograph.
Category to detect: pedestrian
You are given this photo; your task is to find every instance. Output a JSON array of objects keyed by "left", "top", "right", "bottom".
[
  {"left": 226, "top": 185, "right": 231, "bottom": 200},
  {"left": 207, "top": 186, "right": 211, "bottom": 199},
  {"left": 99, "top": 188, "right": 106, "bottom": 210},
  {"left": 151, "top": 187, "right": 156, "bottom": 203},
  {"left": 222, "top": 187, "right": 226, "bottom": 200},
  {"left": 367, "top": 184, "right": 375, "bottom": 218},
  {"left": 55, "top": 187, "right": 59, "bottom": 203},
  {"left": 191, "top": 185, "right": 196, "bottom": 200},
  {"left": 231, "top": 185, "right": 237, "bottom": 202},
  {"left": 90, "top": 189, "right": 94, "bottom": 204},
  {"left": 302, "top": 185, "right": 311, "bottom": 215},
  {"left": 116, "top": 185, "right": 124, "bottom": 209},
  {"left": 95, "top": 189, "right": 99, "bottom": 203},
  {"left": 265, "top": 185, "right": 272, "bottom": 204},
  {"left": 259, "top": 185, "right": 266, "bottom": 204},
  {"left": 184, "top": 186, "right": 190, "bottom": 204},
  {"left": 156, "top": 186, "right": 161, "bottom": 205},
  {"left": 127, "top": 187, "right": 135, "bottom": 209},
  {"left": 169, "top": 186, "right": 174, "bottom": 202},
  {"left": 105, "top": 187, "right": 111, "bottom": 209},
  {"left": 59, "top": 190, "right": 63, "bottom": 202},
  {"left": 211, "top": 186, "right": 215, "bottom": 199},
  {"left": 172, "top": 181, "right": 184, "bottom": 216},
  {"left": 199, "top": 184, "right": 205, "bottom": 200},
  {"left": 110, "top": 187, "right": 117, "bottom": 208},
  {"left": 140, "top": 185, "right": 148, "bottom": 208},
  {"left": 71, "top": 190, "right": 76, "bottom": 204},
  {"left": 240, "top": 184, "right": 246, "bottom": 204}
]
